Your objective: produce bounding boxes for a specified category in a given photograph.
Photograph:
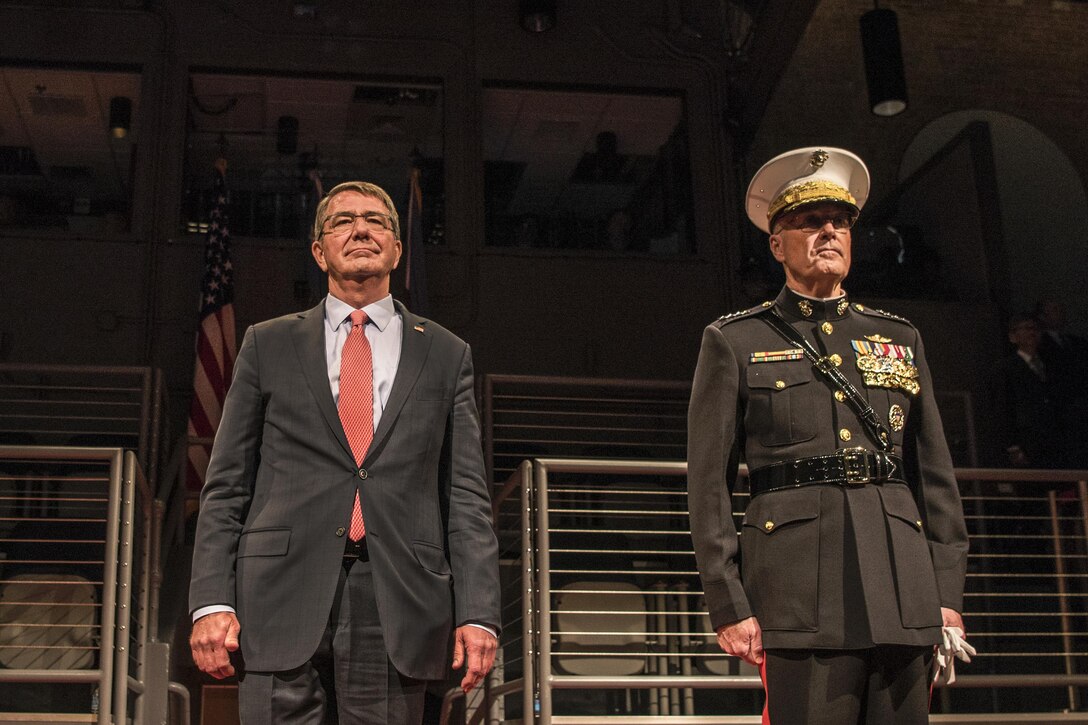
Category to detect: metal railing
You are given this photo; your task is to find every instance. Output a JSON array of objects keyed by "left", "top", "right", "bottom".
[
  {"left": 478, "top": 458, "right": 1088, "bottom": 724},
  {"left": 479, "top": 376, "right": 983, "bottom": 488},
  {"left": 441, "top": 460, "right": 536, "bottom": 725},
  {"left": 0, "top": 446, "right": 188, "bottom": 724},
  {"left": 0, "top": 365, "right": 166, "bottom": 493},
  {"left": 481, "top": 375, "right": 691, "bottom": 486}
]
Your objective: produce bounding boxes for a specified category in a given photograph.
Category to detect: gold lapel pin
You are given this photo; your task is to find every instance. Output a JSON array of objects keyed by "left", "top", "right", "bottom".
[{"left": 414, "top": 325, "right": 425, "bottom": 333}]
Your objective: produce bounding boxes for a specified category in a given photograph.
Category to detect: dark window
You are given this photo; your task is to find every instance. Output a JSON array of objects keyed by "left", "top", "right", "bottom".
[
  {"left": 182, "top": 73, "right": 445, "bottom": 245},
  {"left": 0, "top": 67, "right": 140, "bottom": 236},
  {"left": 482, "top": 86, "right": 693, "bottom": 255}
]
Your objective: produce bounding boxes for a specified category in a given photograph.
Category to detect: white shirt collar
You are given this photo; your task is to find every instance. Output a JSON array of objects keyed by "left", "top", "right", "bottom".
[{"left": 324, "top": 293, "right": 396, "bottom": 333}]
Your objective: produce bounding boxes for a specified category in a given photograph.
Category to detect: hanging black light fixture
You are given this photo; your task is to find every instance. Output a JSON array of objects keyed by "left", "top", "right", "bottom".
[
  {"left": 109, "top": 96, "right": 132, "bottom": 139},
  {"left": 859, "top": 4, "right": 908, "bottom": 116},
  {"left": 520, "top": 0, "right": 556, "bottom": 33}
]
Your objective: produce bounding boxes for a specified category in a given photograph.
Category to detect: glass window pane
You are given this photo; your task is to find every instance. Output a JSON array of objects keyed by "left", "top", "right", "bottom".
[
  {"left": 482, "top": 85, "right": 693, "bottom": 255},
  {"left": 182, "top": 73, "right": 444, "bottom": 244},
  {"left": 0, "top": 67, "right": 139, "bottom": 235}
]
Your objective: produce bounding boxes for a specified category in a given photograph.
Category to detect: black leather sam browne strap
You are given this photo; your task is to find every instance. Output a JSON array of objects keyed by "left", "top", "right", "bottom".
[{"left": 761, "top": 308, "right": 894, "bottom": 452}]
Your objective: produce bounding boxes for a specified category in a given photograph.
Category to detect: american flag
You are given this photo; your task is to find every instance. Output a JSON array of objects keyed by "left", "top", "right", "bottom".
[{"left": 186, "top": 166, "right": 236, "bottom": 492}]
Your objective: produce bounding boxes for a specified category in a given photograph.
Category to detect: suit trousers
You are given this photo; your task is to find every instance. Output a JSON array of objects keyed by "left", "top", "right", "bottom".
[
  {"left": 237, "top": 548, "right": 427, "bottom": 725},
  {"left": 761, "top": 646, "right": 932, "bottom": 725}
]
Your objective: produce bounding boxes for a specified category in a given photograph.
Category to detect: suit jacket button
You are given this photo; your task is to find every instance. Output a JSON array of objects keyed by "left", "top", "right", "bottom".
[
  {"left": 336, "top": 527, "right": 346, "bottom": 537},
  {"left": 358, "top": 468, "right": 368, "bottom": 479}
]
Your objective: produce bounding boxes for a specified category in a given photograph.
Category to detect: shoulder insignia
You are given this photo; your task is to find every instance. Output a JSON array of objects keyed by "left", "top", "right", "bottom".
[
  {"left": 715, "top": 302, "right": 773, "bottom": 326},
  {"left": 854, "top": 304, "right": 913, "bottom": 326}
]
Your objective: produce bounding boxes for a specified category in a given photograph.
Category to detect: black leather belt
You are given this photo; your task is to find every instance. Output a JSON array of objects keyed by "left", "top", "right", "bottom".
[
  {"left": 748, "top": 448, "right": 906, "bottom": 497},
  {"left": 343, "top": 537, "right": 369, "bottom": 567}
]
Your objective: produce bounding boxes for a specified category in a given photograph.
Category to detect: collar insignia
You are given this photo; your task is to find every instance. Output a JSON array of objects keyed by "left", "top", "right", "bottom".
[{"left": 798, "top": 300, "right": 813, "bottom": 317}]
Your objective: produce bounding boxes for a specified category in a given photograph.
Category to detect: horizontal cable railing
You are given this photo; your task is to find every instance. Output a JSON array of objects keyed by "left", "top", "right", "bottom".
[
  {"left": 489, "top": 458, "right": 1088, "bottom": 724},
  {"left": 0, "top": 447, "right": 124, "bottom": 720},
  {"left": 0, "top": 446, "right": 188, "bottom": 725},
  {"left": 481, "top": 376, "right": 691, "bottom": 487},
  {"left": 480, "top": 378, "right": 983, "bottom": 500},
  {"left": 0, "top": 365, "right": 166, "bottom": 493}
]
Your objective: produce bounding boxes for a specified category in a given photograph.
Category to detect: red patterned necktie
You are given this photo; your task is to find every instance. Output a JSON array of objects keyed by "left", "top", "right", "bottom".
[{"left": 339, "top": 309, "right": 373, "bottom": 541}]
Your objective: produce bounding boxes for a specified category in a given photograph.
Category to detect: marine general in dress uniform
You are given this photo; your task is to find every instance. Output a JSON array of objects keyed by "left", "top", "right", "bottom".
[{"left": 687, "top": 147, "right": 969, "bottom": 724}]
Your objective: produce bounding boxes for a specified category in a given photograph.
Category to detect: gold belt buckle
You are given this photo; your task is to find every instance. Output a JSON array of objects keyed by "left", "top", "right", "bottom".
[{"left": 842, "top": 447, "right": 870, "bottom": 485}]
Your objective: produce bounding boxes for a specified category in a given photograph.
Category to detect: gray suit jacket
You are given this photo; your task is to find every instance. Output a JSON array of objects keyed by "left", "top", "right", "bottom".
[{"left": 189, "top": 299, "right": 500, "bottom": 679}]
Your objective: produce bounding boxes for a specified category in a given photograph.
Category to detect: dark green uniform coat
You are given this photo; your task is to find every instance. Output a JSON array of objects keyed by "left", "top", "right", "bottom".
[{"left": 687, "top": 286, "right": 969, "bottom": 650}]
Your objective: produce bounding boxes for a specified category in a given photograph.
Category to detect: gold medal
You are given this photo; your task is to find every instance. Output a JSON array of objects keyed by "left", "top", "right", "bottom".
[{"left": 851, "top": 341, "right": 920, "bottom": 395}]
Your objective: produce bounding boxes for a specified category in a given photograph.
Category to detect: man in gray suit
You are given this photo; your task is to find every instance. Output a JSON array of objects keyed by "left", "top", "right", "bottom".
[{"left": 189, "top": 181, "right": 501, "bottom": 724}]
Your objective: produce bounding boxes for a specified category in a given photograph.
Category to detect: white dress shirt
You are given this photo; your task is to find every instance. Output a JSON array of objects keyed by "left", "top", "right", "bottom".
[{"left": 324, "top": 293, "right": 403, "bottom": 422}]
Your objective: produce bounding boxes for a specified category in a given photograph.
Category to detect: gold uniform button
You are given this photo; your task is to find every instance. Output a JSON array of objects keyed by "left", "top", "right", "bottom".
[
  {"left": 821, "top": 321, "right": 834, "bottom": 335},
  {"left": 839, "top": 428, "right": 853, "bottom": 442},
  {"left": 834, "top": 390, "right": 846, "bottom": 402},
  {"left": 775, "top": 380, "right": 786, "bottom": 389},
  {"left": 916, "top": 520, "right": 923, "bottom": 528},
  {"left": 854, "top": 303, "right": 865, "bottom": 311},
  {"left": 764, "top": 521, "right": 775, "bottom": 531},
  {"left": 829, "top": 354, "right": 842, "bottom": 367}
]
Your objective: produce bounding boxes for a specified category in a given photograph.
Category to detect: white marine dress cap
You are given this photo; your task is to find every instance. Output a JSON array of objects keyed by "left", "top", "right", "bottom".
[{"left": 746, "top": 147, "right": 870, "bottom": 233}]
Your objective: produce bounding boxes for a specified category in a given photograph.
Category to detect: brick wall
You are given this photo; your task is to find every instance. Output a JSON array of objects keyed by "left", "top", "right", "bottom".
[{"left": 752, "top": 0, "right": 1088, "bottom": 195}]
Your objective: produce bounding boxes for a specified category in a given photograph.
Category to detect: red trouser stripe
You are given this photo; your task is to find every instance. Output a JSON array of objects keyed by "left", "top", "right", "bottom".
[
  {"left": 760, "top": 658, "right": 770, "bottom": 725},
  {"left": 928, "top": 659, "right": 936, "bottom": 710}
]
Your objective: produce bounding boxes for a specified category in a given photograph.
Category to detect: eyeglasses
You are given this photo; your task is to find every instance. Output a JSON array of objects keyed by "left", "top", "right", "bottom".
[
  {"left": 320, "top": 211, "right": 394, "bottom": 237},
  {"left": 778, "top": 212, "right": 857, "bottom": 233}
]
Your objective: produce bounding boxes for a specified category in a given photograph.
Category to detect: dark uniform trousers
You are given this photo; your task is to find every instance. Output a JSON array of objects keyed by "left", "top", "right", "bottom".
[
  {"left": 687, "top": 287, "right": 969, "bottom": 725},
  {"left": 762, "top": 647, "right": 933, "bottom": 725},
  {"left": 237, "top": 541, "right": 427, "bottom": 725}
]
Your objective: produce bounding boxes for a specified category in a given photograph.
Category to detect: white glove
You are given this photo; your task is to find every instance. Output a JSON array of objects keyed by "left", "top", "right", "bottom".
[{"left": 932, "top": 626, "right": 976, "bottom": 685}]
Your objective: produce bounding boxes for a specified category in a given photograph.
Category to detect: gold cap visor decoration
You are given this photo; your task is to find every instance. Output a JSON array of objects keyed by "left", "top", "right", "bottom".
[{"left": 746, "top": 147, "right": 871, "bottom": 233}]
